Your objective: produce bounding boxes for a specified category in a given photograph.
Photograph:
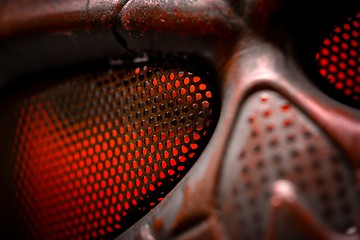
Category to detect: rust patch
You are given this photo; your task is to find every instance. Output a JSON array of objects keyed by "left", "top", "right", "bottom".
[
  {"left": 0, "top": 0, "right": 128, "bottom": 37},
  {"left": 171, "top": 152, "right": 224, "bottom": 236},
  {"left": 120, "top": 0, "right": 240, "bottom": 37},
  {"left": 171, "top": 185, "right": 209, "bottom": 235},
  {"left": 153, "top": 218, "right": 164, "bottom": 232}
]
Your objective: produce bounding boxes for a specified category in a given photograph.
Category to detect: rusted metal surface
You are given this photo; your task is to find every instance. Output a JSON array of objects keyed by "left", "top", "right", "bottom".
[
  {"left": 117, "top": 0, "right": 243, "bottom": 71},
  {"left": 0, "top": 0, "right": 129, "bottom": 84},
  {"left": 219, "top": 91, "right": 357, "bottom": 239},
  {"left": 0, "top": 0, "right": 359, "bottom": 239},
  {"left": 0, "top": 0, "right": 128, "bottom": 37}
]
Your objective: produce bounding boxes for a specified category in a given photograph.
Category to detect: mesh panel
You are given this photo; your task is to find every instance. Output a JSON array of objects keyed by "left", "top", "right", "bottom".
[
  {"left": 219, "top": 91, "right": 357, "bottom": 239},
  {"left": 316, "top": 12, "right": 360, "bottom": 105},
  {"left": 3, "top": 63, "right": 218, "bottom": 239}
]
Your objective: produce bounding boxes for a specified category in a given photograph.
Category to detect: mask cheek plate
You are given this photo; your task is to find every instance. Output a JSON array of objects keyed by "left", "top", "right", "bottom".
[{"left": 218, "top": 91, "right": 357, "bottom": 239}]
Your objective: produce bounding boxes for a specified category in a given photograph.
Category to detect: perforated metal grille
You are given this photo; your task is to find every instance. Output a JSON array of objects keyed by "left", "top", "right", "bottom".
[
  {"left": 9, "top": 63, "right": 217, "bottom": 239},
  {"left": 316, "top": 12, "right": 360, "bottom": 105},
  {"left": 219, "top": 91, "right": 357, "bottom": 239}
]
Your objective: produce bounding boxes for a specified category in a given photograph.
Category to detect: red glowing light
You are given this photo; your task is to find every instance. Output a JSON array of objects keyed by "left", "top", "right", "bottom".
[
  {"left": 317, "top": 12, "right": 360, "bottom": 104},
  {"left": 13, "top": 65, "right": 215, "bottom": 239}
]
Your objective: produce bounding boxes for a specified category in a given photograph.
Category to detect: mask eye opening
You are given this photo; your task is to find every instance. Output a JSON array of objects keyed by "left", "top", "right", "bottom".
[
  {"left": 0, "top": 55, "right": 221, "bottom": 239},
  {"left": 315, "top": 10, "right": 360, "bottom": 108}
]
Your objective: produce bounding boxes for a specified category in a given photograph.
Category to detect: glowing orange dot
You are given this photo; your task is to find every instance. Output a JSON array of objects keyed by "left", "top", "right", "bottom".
[
  {"left": 175, "top": 80, "right": 181, "bottom": 88},
  {"left": 193, "top": 76, "right": 201, "bottom": 82},
  {"left": 170, "top": 159, "right": 177, "bottom": 166},
  {"left": 184, "top": 77, "right": 190, "bottom": 85},
  {"left": 153, "top": 78, "right": 158, "bottom": 86},
  {"left": 181, "top": 146, "right": 188, "bottom": 153},
  {"left": 193, "top": 133, "right": 200, "bottom": 140},
  {"left": 161, "top": 75, "right": 166, "bottom": 83}
]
